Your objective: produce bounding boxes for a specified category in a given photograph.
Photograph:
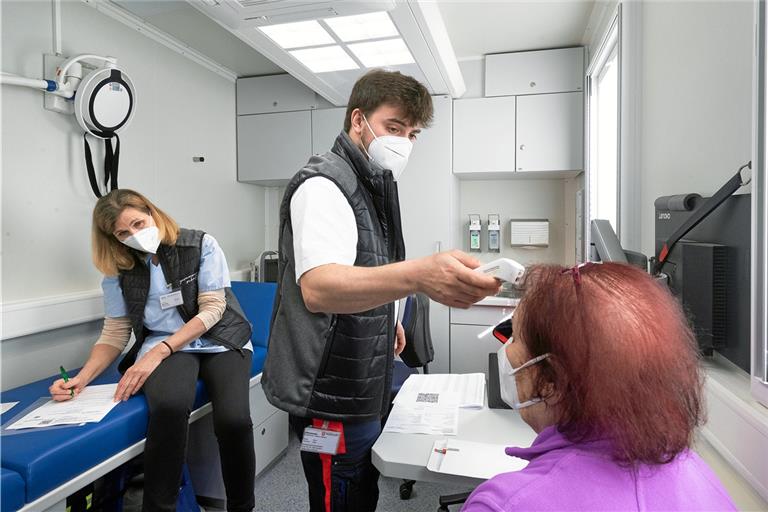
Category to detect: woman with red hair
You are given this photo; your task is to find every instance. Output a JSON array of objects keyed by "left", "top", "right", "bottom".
[{"left": 463, "top": 262, "right": 735, "bottom": 511}]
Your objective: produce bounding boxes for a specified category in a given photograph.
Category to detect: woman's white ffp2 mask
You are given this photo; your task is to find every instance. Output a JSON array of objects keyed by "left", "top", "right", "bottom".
[
  {"left": 121, "top": 226, "right": 160, "bottom": 254},
  {"left": 497, "top": 343, "right": 550, "bottom": 410},
  {"left": 363, "top": 116, "right": 413, "bottom": 180}
]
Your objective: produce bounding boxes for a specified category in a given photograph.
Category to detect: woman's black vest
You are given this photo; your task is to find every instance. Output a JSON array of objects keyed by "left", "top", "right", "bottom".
[{"left": 117, "top": 228, "right": 252, "bottom": 373}]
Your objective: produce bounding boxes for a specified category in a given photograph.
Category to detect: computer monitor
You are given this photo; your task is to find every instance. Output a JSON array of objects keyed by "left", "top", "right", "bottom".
[
  {"left": 589, "top": 219, "right": 648, "bottom": 269},
  {"left": 655, "top": 194, "right": 751, "bottom": 372}
]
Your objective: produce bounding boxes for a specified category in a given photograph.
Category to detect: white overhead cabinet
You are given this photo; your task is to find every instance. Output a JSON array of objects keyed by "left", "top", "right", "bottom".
[
  {"left": 485, "top": 47, "right": 584, "bottom": 97},
  {"left": 453, "top": 47, "right": 584, "bottom": 177},
  {"left": 453, "top": 96, "right": 516, "bottom": 174},
  {"left": 311, "top": 107, "right": 347, "bottom": 156},
  {"left": 237, "top": 110, "right": 312, "bottom": 185},
  {"left": 237, "top": 75, "right": 318, "bottom": 115},
  {"left": 516, "top": 92, "right": 583, "bottom": 172}
]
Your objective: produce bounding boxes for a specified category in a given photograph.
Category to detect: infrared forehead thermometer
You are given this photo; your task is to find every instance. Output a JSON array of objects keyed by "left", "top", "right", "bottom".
[{"left": 475, "top": 258, "right": 526, "bottom": 285}]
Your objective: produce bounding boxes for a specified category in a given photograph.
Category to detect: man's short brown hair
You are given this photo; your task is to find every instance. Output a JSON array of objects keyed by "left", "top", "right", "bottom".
[{"left": 344, "top": 69, "right": 433, "bottom": 132}]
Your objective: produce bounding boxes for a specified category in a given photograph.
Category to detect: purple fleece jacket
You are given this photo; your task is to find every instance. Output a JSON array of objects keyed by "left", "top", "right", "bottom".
[{"left": 463, "top": 425, "right": 736, "bottom": 511}]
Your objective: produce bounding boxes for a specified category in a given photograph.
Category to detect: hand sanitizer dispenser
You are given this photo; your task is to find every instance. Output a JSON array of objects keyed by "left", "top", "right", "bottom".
[
  {"left": 488, "top": 214, "right": 501, "bottom": 252},
  {"left": 469, "top": 214, "right": 481, "bottom": 252}
]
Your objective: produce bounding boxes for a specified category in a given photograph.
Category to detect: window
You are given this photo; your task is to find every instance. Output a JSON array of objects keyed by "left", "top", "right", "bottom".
[
  {"left": 586, "top": 12, "right": 621, "bottom": 244},
  {"left": 754, "top": 0, "right": 768, "bottom": 405}
]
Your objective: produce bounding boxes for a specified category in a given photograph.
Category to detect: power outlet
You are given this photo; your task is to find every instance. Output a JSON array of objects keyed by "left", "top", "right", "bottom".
[{"left": 43, "top": 53, "right": 73, "bottom": 114}]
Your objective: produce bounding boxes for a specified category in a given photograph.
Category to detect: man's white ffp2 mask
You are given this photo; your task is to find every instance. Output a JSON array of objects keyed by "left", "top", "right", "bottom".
[{"left": 363, "top": 116, "right": 413, "bottom": 181}]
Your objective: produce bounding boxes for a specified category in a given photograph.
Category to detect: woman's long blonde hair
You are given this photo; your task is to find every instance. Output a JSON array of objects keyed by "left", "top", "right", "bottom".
[{"left": 92, "top": 189, "right": 179, "bottom": 276}]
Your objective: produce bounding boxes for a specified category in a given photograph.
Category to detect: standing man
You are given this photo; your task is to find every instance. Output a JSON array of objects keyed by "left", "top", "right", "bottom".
[{"left": 262, "top": 69, "right": 499, "bottom": 512}]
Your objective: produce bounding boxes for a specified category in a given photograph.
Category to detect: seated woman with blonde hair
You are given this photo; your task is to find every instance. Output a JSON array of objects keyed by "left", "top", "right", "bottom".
[
  {"left": 463, "top": 262, "right": 735, "bottom": 511},
  {"left": 49, "top": 189, "right": 255, "bottom": 512}
]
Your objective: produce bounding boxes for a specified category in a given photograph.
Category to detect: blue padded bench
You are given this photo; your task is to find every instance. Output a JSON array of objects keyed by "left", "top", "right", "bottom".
[
  {"left": 1, "top": 467, "right": 26, "bottom": 511},
  {"left": 0, "top": 282, "right": 277, "bottom": 510}
]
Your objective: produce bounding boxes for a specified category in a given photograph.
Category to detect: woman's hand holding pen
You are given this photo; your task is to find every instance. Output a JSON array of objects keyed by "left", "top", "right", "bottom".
[{"left": 49, "top": 376, "right": 84, "bottom": 401}]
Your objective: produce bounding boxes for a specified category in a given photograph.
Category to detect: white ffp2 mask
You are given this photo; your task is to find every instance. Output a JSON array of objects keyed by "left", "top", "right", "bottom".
[
  {"left": 363, "top": 116, "right": 413, "bottom": 180},
  {"left": 497, "top": 343, "right": 550, "bottom": 410},
  {"left": 121, "top": 226, "right": 160, "bottom": 254}
]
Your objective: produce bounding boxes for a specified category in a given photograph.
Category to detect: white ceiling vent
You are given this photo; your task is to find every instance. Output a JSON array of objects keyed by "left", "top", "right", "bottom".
[{"left": 196, "top": 0, "right": 394, "bottom": 29}]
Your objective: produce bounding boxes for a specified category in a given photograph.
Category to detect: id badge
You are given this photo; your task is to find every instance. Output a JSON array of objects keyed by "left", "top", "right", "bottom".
[
  {"left": 159, "top": 290, "right": 183, "bottom": 310},
  {"left": 300, "top": 426, "right": 341, "bottom": 455}
]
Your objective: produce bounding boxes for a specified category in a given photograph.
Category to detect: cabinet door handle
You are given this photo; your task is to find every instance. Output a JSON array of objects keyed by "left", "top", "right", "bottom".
[
  {"left": 435, "top": 241, "right": 442, "bottom": 253},
  {"left": 529, "top": 81, "right": 536, "bottom": 88},
  {"left": 519, "top": 144, "right": 525, "bottom": 151}
]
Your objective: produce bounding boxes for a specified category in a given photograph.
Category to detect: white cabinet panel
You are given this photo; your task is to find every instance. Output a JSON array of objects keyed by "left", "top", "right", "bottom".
[
  {"left": 237, "top": 75, "right": 317, "bottom": 115},
  {"left": 486, "top": 47, "right": 584, "bottom": 97},
  {"left": 450, "top": 324, "right": 501, "bottom": 376},
  {"left": 516, "top": 92, "right": 583, "bottom": 173},
  {"left": 451, "top": 305, "right": 515, "bottom": 327},
  {"left": 237, "top": 110, "right": 312, "bottom": 185},
  {"left": 453, "top": 96, "right": 516, "bottom": 174},
  {"left": 398, "top": 95, "right": 454, "bottom": 373},
  {"left": 312, "top": 107, "right": 347, "bottom": 155},
  {"left": 254, "top": 411, "right": 289, "bottom": 476},
  {"left": 249, "top": 380, "right": 280, "bottom": 428}
]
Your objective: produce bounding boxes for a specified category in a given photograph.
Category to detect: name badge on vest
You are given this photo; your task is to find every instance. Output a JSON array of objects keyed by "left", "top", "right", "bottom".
[
  {"left": 300, "top": 425, "right": 341, "bottom": 455},
  {"left": 159, "top": 290, "right": 184, "bottom": 310}
]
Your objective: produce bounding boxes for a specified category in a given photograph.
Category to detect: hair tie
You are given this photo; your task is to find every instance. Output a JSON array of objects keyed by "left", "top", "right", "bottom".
[{"left": 561, "top": 262, "right": 594, "bottom": 286}]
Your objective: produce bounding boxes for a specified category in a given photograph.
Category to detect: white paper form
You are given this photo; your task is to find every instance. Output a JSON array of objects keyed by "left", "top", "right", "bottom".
[
  {"left": 1, "top": 402, "right": 19, "bottom": 415},
  {"left": 6, "top": 384, "right": 120, "bottom": 430},
  {"left": 382, "top": 402, "right": 459, "bottom": 435},
  {"left": 427, "top": 439, "right": 528, "bottom": 479},
  {"left": 393, "top": 373, "right": 486, "bottom": 409}
]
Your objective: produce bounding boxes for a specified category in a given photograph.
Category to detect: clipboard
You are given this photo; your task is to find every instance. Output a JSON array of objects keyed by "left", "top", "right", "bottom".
[{"left": 1, "top": 398, "right": 86, "bottom": 436}]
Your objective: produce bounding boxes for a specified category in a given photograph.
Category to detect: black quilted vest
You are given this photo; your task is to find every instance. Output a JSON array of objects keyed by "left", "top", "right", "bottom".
[
  {"left": 262, "top": 131, "right": 405, "bottom": 422},
  {"left": 117, "top": 228, "right": 252, "bottom": 373}
]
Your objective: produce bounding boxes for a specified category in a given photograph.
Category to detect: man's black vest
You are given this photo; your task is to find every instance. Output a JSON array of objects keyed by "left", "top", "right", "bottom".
[
  {"left": 117, "top": 228, "right": 252, "bottom": 373},
  {"left": 262, "top": 131, "right": 405, "bottom": 422}
]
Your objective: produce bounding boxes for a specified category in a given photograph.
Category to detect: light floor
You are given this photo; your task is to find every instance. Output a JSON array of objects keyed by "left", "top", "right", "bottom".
[{"left": 693, "top": 435, "right": 768, "bottom": 512}]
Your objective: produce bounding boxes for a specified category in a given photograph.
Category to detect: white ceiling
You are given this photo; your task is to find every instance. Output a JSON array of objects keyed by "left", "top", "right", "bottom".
[
  {"left": 109, "top": 0, "right": 596, "bottom": 77},
  {"left": 436, "top": 0, "right": 596, "bottom": 59},
  {"left": 111, "top": 0, "right": 283, "bottom": 76}
]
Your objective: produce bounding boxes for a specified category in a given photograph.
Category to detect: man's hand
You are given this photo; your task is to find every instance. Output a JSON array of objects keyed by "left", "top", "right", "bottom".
[
  {"left": 113, "top": 345, "right": 169, "bottom": 401},
  {"left": 394, "top": 321, "right": 406, "bottom": 356},
  {"left": 416, "top": 250, "right": 500, "bottom": 309}
]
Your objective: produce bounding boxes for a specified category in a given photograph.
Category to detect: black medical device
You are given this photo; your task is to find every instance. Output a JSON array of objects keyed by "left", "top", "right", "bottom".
[{"left": 654, "top": 181, "right": 751, "bottom": 372}]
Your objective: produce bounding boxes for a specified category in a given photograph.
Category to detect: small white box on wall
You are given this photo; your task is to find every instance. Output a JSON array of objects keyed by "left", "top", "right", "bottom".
[{"left": 510, "top": 220, "right": 549, "bottom": 247}]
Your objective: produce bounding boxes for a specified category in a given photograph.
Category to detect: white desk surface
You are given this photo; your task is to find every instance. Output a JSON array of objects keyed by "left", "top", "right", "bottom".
[{"left": 372, "top": 400, "right": 537, "bottom": 488}]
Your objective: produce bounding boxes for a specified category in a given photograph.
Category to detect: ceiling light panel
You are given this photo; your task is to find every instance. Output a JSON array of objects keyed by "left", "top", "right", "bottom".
[
  {"left": 347, "top": 38, "right": 415, "bottom": 68},
  {"left": 324, "top": 11, "right": 399, "bottom": 42},
  {"left": 289, "top": 46, "right": 359, "bottom": 73},
  {"left": 259, "top": 20, "right": 335, "bottom": 49}
]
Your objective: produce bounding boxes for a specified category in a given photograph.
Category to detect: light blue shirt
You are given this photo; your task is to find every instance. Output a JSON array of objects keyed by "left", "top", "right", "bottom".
[{"left": 102, "top": 234, "right": 252, "bottom": 361}]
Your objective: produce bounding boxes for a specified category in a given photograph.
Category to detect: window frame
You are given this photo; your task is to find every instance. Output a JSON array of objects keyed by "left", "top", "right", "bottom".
[
  {"left": 585, "top": 7, "right": 622, "bottom": 257},
  {"left": 752, "top": 0, "right": 768, "bottom": 405}
]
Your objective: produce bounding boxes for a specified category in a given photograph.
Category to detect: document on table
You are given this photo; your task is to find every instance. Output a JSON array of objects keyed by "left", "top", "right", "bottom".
[
  {"left": 393, "top": 373, "right": 486, "bottom": 409},
  {"left": 427, "top": 439, "right": 529, "bottom": 480},
  {"left": 5, "top": 384, "right": 119, "bottom": 430},
  {"left": 1, "top": 402, "right": 19, "bottom": 415},
  {"left": 383, "top": 402, "right": 459, "bottom": 435}
]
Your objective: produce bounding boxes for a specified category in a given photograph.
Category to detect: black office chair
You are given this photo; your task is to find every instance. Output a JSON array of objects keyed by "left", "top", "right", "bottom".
[
  {"left": 388, "top": 293, "right": 434, "bottom": 500},
  {"left": 437, "top": 491, "right": 473, "bottom": 511}
]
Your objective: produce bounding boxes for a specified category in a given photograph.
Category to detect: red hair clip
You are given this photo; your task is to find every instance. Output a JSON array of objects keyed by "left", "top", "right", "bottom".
[{"left": 562, "top": 262, "right": 593, "bottom": 285}]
